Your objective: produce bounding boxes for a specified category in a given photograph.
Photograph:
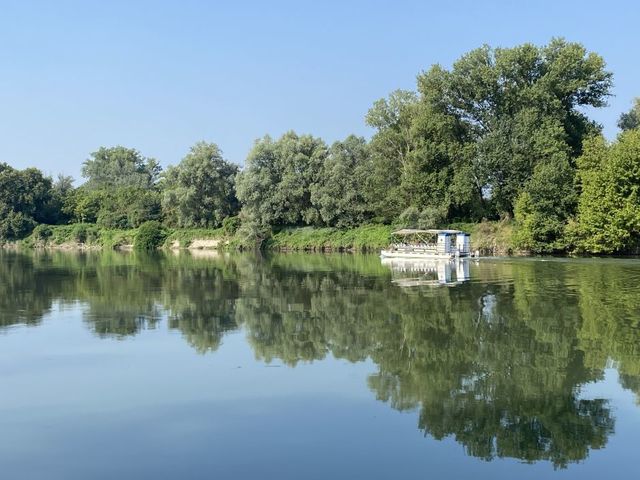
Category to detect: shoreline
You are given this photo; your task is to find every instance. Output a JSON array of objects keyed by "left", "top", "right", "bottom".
[{"left": 2, "top": 222, "right": 520, "bottom": 256}]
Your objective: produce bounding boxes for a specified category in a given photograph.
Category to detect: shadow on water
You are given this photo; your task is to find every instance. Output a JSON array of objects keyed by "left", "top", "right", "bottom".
[{"left": 2, "top": 249, "right": 640, "bottom": 468}]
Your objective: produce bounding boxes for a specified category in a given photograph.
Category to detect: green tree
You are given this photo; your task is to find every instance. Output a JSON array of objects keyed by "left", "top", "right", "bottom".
[
  {"left": 0, "top": 163, "right": 58, "bottom": 239},
  {"left": 618, "top": 98, "right": 640, "bottom": 132},
  {"left": 574, "top": 131, "right": 640, "bottom": 253},
  {"left": 365, "top": 90, "right": 420, "bottom": 221},
  {"left": 96, "top": 188, "right": 162, "bottom": 229},
  {"left": 310, "top": 135, "right": 373, "bottom": 228},
  {"left": 236, "top": 131, "right": 327, "bottom": 229},
  {"left": 82, "top": 146, "right": 161, "bottom": 190},
  {"left": 513, "top": 156, "right": 577, "bottom": 252},
  {"left": 64, "top": 187, "right": 103, "bottom": 224},
  {"left": 161, "top": 142, "right": 239, "bottom": 228},
  {"left": 366, "top": 40, "right": 611, "bottom": 228},
  {"left": 134, "top": 220, "right": 167, "bottom": 250},
  {"left": 415, "top": 39, "right": 611, "bottom": 217}
]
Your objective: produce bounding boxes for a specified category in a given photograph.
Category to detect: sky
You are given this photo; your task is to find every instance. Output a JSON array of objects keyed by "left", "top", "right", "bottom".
[{"left": 1, "top": 0, "right": 638, "bottom": 181}]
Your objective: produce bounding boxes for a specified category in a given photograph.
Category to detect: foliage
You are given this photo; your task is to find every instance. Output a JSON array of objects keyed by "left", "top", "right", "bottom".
[
  {"left": 0, "top": 210, "right": 36, "bottom": 240},
  {"left": 267, "top": 224, "right": 394, "bottom": 251},
  {"left": 65, "top": 187, "right": 161, "bottom": 229},
  {"left": 618, "top": 98, "right": 640, "bottom": 132},
  {"left": 221, "top": 216, "right": 241, "bottom": 236},
  {"left": 70, "top": 223, "right": 100, "bottom": 244},
  {"left": 82, "top": 146, "right": 161, "bottom": 190},
  {"left": 236, "top": 131, "right": 328, "bottom": 229},
  {"left": 161, "top": 142, "right": 239, "bottom": 228},
  {"left": 310, "top": 135, "right": 374, "bottom": 228},
  {"left": 513, "top": 158, "right": 577, "bottom": 252},
  {"left": 398, "top": 205, "right": 446, "bottom": 229},
  {"left": 366, "top": 39, "right": 611, "bottom": 226},
  {"left": 0, "top": 40, "right": 630, "bottom": 253},
  {"left": 31, "top": 224, "right": 53, "bottom": 242},
  {"left": 449, "top": 220, "right": 515, "bottom": 255},
  {"left": 574, "top": 131, "right": 640, "bottom": 253},
  {"left": 24, "top": 224, "right": 133, "bottom": 248},
  {"left": 0, "top": 163, "right": 58, "bottom": 239},
  {"left": 234, "top": 212, "right": 272, "bottom": 250},
  {"left": 134, "top": 221, "right": 167, "bottom": 250}
]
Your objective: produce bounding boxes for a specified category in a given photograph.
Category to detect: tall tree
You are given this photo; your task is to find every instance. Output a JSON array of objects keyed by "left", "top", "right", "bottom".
[
  {"left": 161, "top": 142, "right": 239, "bottom": 228},
  {"left": 365, "top": 90, "right": 420, "bottom": 221},
  {"left": 0, "top": 163, "right": 58, "bottom": 239},
  {"left": 618, "top": 98, "right": 640, "bottom": 132},
  {"left": 236, "top": 131, "right": 327, "bottom": 229},
  {"left": 310, "top": 135, "right": 373, "bottom": 228},
  {"left": 574, "top": 131, "right": 640, "bottom": 253},
  {"left": 416, "top": 39, "right": 612, "bottom": 217},
  {"left": 367, "top": 39, "right": 612, "bottom": 227},
  {"left": 82, "top": 146, "right": 161, "bottom": 190}
]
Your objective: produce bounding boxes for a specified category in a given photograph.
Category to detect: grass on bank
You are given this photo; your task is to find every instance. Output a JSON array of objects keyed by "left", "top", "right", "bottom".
[
  {"left": 267, "top": 225, "right": 395, "bottom": 251},
  {"left": 449, "top": 220, "right": 515, "bottom": 255},
  {"left": 21, "top": 223, "right": 135, "bottom": 250},
  {"left": 267, "top": 221, "right": 515, "bottom": 254},
  {"left": 21, "top": 224, "right": 226, "bottom": 250}
]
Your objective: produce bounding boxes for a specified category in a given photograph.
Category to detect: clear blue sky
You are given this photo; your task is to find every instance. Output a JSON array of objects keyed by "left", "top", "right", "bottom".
[{"left": 1, "top": 0, "right": 638, "bottom": 181}]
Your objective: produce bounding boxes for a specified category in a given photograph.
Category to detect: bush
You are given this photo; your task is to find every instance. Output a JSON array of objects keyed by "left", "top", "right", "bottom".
[
  {"left": 134, "top": 221, "right": 167, "bottom": 250},
  {"left": 31, "top": 224, "right": 53, "bottom": 242},
  {"left": 222, "top": 215, "right": 241, "bottom": 236},
  {"left": 72, "top": 223, "right": 99, "bottom": 244},
  {"left": 0, "top": 211, "right": 36, "bottom": 240}
]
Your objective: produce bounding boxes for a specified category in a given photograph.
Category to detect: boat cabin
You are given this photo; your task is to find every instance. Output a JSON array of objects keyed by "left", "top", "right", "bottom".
[{"left": 382, "top": 229, "right": 471, "bottom": 259}]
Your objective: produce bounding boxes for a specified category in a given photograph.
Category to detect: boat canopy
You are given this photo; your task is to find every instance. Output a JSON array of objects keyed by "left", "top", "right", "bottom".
[{"left": 391, "top": 229, "right": 467, "bottom": 235}]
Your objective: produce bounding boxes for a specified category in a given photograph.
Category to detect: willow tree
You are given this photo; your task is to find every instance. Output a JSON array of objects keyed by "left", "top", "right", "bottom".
[
  {"left": 235, "top": 131, "right": 327, "bottom": 230},
  {"left": 161, "top": 142, "right": 239, "bottom": 228},
  {"left": 82, "top": 146, "right": 160, "bottom": 190},
  {"left": 310, "top": 135, "right": 374, "bottom": 228}
]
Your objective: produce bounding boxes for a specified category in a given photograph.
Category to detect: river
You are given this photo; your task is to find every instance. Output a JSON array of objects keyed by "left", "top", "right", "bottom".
[{"left": 1, "top": 250, "right": 639, "bottom": 479}]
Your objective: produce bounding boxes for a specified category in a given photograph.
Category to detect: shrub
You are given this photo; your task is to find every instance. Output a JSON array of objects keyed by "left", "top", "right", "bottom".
[
  {"left": 72, "top": 224, "right": 99, "bottom": 244},
  {"left": 0, "top": 211, "right": 36, "bottom": 240},
  {"left": 31, "top": 224, "right": 53, "bottom": 242},
  {"left": 222, "top": 215, "right": 241, "bottom": 236},
  {"left": 134, "top": 221, "right": 167, "bottom": 250}
]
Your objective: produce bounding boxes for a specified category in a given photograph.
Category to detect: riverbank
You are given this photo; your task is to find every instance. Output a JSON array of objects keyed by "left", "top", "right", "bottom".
[
  {"left": 8, "top": 224, "right": 228, "bottom": 252},
  {"left": 267, "top": 221, "right": 516, "bottom": 255},
  {"left": 4, "top": 221, "right": 517, "bottom": 255}
]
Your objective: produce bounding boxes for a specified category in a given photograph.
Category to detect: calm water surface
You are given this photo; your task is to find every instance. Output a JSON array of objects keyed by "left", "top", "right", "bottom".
[{"left": 1, "top": 250, "right": 639, "bottom": 479}]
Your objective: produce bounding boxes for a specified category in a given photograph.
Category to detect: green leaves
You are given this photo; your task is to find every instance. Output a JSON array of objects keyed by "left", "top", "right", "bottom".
[
  {"left": 310, "top": 135, "right": 373, "bottom": 228},
  {"left": 236, "top": 131, "right": 327, "bottom": 229},
  {"left": 161, "top": 142, "right": 239, "bottom": 228},
  {"left": 574, "top": 131, "right": 640, "bottom": 253},
  {"left": 82, "top": 146, "right": 160, "bottom": 190},
  {"left": 618, "top": 98, "right": 640, "bottom": 132},
  {"left": 0, "top": 163, "right": 56, "bottom": 240}
]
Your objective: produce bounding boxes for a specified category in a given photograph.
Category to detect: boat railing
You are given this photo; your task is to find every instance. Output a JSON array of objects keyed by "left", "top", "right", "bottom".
[{"left": 392, "top": 243, "right": 438, "bottom": 251}]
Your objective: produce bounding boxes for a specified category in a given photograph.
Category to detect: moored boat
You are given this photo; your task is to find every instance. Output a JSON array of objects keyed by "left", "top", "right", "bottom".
[{"left": 380, "top": 229, "right": 472, "bottom": 259}]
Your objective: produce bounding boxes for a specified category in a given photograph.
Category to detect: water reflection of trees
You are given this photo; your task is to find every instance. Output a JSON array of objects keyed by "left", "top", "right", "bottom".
[{"left": 1, "top": 251, "right": 640, "bottom": 466}]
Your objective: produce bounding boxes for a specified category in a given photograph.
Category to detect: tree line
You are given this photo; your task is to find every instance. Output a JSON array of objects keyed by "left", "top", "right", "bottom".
[{"left": 1, "top": 38, "right": 640, "bottom": 253}]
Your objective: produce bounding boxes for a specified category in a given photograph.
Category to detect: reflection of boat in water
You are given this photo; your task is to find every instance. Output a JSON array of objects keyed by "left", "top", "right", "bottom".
[
  {"left": 381, "top": 257, "right": 471, "bottom": 287},
  {"left": 381, "top": 229, "right": 473, "bottom": 259}
]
